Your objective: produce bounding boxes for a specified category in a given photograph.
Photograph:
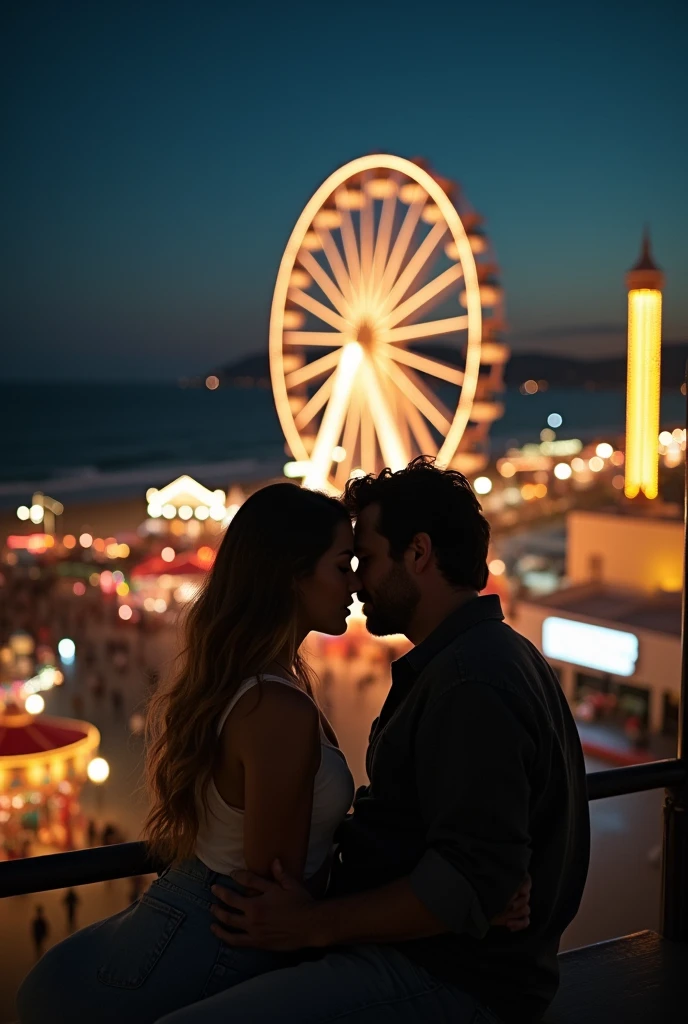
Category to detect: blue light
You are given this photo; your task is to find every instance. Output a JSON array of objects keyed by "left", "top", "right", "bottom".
[
  {"left": 57, "top": 638, "right": 76, "bottom": 664},
  {"left": 547, "top": 413, "right": 563, "bottom": 429}
]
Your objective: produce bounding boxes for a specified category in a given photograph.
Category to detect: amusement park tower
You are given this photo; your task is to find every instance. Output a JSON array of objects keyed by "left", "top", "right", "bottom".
[{"left": 624, "top": 229, "right": 664, "bottom": 500}]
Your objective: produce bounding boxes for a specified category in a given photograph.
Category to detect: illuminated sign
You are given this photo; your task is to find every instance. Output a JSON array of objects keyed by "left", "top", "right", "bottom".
[{"left": 542, "top": 616, "right": 639, "bottom": 677}]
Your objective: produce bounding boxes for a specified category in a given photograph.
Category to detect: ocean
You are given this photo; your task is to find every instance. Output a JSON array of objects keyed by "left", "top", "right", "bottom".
[{"left": 1, "top": 381, "right": 685, "bottom": 508}]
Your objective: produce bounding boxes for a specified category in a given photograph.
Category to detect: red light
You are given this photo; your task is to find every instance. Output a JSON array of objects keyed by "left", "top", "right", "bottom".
[{"left": 7, "top": 534, "right": 52, "bottom": 553}]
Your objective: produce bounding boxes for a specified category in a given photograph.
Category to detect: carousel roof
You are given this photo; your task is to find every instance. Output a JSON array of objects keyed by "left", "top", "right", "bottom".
[{"left": 0, "top": 705, "right": 90, "bottom": 758}]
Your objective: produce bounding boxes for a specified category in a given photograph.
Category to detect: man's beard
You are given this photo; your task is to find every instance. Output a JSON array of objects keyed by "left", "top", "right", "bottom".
[{"left": 360, "top": 562, "right": 420, "bottom": 637}]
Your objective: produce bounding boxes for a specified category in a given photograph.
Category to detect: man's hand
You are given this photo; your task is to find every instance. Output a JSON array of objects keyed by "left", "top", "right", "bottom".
[
  {"left": 210, "top": 859, "right": 320, "bottom": 951},
  {"left": 491, "top": 874, "right": 531, "bottom": 932}
]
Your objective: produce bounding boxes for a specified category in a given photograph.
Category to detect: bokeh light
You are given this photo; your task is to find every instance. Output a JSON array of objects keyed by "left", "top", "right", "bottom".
[
  {"left": 87, "top": 757, "right": 110, "bottom": 783},
  {"left": 25, "top": 693, "right": 45, "bottom": 715},
  {"left": 57, "top": 638, "right": 76, "bottom": 661}
]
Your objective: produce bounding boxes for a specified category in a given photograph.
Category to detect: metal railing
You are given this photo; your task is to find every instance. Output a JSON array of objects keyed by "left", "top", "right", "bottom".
[{"left": 0, "top": 757, "right": 685, "bottom": 900}]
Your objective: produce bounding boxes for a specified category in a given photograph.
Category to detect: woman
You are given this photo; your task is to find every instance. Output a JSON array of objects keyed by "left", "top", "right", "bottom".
[{"left": 17, "top": 483, "right": 359, "bottom": 1023}]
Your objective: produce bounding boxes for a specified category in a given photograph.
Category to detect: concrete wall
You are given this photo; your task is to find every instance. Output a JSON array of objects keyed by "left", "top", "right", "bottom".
[
  {"left": 567, "top": 511, "right": 683, "bottom": 594},
  {"left": 513, "top": 599, "right": 681, "bottom": 733}
]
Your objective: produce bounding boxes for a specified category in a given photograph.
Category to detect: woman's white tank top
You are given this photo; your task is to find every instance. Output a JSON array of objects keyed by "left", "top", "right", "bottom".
[{"left": 195, "top": 675, "right": 354, "bottom": 878}]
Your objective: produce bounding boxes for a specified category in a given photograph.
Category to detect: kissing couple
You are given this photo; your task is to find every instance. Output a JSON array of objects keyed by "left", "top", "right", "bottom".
[{"left": 18, "top": 457, "right": 590, "bottom": 1024}]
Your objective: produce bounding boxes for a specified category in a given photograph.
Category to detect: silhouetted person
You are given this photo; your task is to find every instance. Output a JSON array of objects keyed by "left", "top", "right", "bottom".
[
  {"left": 63, "top": 889, "right": 80, "bottom": 932},
  {"left": 89, "top": 671, "right": 105, "bottom": 701},
  {"left": 86, "top": 818, "right": 97, "bottom": 846},
  {"left": 31, "top": 906, "right": 48, "bottom": 960},
  {"left": 101, "top": 823, "right": 118, "bottom": 846}
]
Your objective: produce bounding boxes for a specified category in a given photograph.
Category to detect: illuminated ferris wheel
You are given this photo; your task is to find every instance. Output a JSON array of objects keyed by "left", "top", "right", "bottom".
[{"left": 269, "top": 154, "right": 508, "bottom": 493}]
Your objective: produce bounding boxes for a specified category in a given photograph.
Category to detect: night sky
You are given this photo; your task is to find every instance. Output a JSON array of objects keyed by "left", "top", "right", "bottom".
[{"left": 3, "top": 0, "right": 687, "bottom": 381}]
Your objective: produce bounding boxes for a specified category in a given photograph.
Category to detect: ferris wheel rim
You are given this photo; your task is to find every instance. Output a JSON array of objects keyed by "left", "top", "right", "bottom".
[{"left": 269, "top": 153, "right": 484, "bottom": 478}]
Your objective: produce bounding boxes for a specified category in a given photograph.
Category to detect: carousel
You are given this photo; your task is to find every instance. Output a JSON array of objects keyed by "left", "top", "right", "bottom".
[
  {"left": 0, "top": 636, "right": 102, "bottom": 857},
  {"left": 0, "top": 699, "right": 100, "bottom": 857}
]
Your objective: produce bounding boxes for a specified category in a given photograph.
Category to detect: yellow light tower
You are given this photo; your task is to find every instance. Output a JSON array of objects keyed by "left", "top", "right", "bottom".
[{"left": 624, "top": 230, "right": 664, "bottom": 499}]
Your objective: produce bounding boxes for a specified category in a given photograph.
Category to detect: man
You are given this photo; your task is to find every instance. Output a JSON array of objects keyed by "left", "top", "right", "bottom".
[{"left": 160, "top": 459, "right": 590, "bottom": 1024}]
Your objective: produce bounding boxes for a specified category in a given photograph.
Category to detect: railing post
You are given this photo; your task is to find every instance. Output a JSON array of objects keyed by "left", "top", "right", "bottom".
[{"left": 660, "top": 365, "right": 688, "bottom": 941}]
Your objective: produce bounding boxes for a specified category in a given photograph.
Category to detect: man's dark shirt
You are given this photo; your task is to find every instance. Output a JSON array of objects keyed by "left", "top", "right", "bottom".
[{"left": 331, "top": 595, "right": 590, "bottom": 1023}]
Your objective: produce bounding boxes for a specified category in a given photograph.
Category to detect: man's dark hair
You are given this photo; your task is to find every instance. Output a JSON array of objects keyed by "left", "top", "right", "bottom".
[{"left": 343, "top": 456, "right": 490, "bottom": 591}]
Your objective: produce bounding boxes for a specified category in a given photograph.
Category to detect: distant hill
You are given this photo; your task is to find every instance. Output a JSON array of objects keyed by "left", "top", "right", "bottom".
[
  {"left": 506, "top": 344, "right": 688, "bottom": 390},
  {"left": 217, "top": 354, "right": 271, "bottom": 388},
  {"left": 213, "top": 341, "right": 688, "bottom": 391}
]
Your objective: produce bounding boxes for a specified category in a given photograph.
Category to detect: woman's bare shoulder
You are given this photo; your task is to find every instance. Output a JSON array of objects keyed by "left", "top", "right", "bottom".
[{"left": 225, "top": 676, "right": 318, "bottom": 731}]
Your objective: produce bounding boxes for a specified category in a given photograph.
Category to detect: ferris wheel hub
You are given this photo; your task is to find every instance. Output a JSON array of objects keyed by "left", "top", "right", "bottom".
[{"left": 356, "top": 321, "right": 376, "bottom": 349}]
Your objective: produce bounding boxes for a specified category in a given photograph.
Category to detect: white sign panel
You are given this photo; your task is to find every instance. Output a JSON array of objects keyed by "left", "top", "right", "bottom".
[{"left": 542, "top": 616, "right": 639, "bottom": 678}]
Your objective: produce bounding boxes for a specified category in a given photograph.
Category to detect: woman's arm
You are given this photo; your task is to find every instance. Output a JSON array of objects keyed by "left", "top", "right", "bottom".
[{"left": 217, "top": 680, "right": 320, "bottom": 881}]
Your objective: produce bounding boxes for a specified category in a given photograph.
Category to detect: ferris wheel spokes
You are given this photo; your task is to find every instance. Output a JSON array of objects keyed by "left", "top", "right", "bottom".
[
  {"left": 312, "top": 228, "right": 357, "bottom": 308},
  {"left": 334, "top": 387, "right": 362, "bottom": 489},
  {"left": 359, "top": 182, "right": 375, "bottom": 295},
  {"left": 338, "top": 205, "right": 362, "bottom": 296},
  {"left": 360, "top": 358, "right": 408, "bottom": 471},
  {"left": 385, "top": 263, "right": 464, "bottom": 330},
  {"left": 283, "top": 331, "right": 347, "bottom": 347},
  {"left": 370, "top": 183, "right": 399, "bottom": 294},
  {"left": 296, "top": 248, "right": 352, "bottom": 319},
  {"left": 387, "top": 346, "right": 465, "bottom": 387},
  {"left": 380, "top": 315, "right": 469, "bottom": 345},
  {"left": 303, "top": 343, "right": 363, "bottom": 489},
  {"left": 287, "top": 288, "right": 350, "bottom": 333},
  {"left": 294, "top": 375, "right": 334, "bottom": 431},
  {"left": 379, "top": 219, "right": 448, "bottom": 319},
  {"left": 374, "top": 196, "right": 427, "bottom": 305},
  {"left": 377, "top": 358, "right": 452, "bottom": 436},
  {"left": 398, "top": 391, "right": 438, "bottom": 455},
  {"left": 284, "top": 348, "right": 342, "bottom": 389}
]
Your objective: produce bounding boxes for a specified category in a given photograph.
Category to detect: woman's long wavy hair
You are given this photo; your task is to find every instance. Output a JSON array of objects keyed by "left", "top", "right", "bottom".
[{"left": 143, "top": 482, "right": 350, "bottom": 865}]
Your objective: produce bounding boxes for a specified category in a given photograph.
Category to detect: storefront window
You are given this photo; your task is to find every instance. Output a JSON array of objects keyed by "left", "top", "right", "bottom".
[
  {"left": 663, "top": 692, "right": 679, "bottom": 737},
  {"left": 574, "top": 671, "right": 650, "bottom": 741}
]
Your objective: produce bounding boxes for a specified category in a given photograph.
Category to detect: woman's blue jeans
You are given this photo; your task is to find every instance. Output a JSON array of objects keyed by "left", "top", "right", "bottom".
[{"left": 16, "top": 857, "right": 295, "bottom": 1024}]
